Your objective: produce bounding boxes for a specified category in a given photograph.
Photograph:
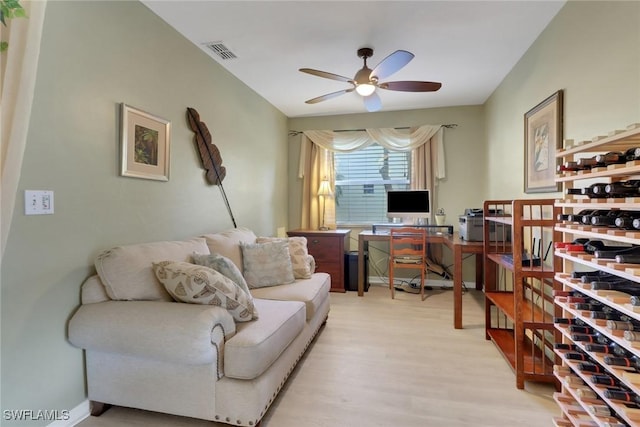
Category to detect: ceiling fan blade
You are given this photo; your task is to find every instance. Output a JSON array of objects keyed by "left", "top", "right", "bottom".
[
  {"left": 370, "top": 50, "right": 414, "bottom": 81},
  {"left": 378, "top": 81, "right": 442, "bottom": 92},
  {"left": 363, "top": 92, "right": 382, "bottom": 112},
  {"left": 299, "top": 68, "right": 353, "bottom": 83},
  {"left": 305, "top": 88, "right": 354, "bottom": 104}
]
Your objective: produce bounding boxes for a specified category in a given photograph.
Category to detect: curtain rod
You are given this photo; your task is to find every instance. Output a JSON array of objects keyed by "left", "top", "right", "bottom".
[{"left": 288, "top": 123, "right": 457, "bottom": 137}]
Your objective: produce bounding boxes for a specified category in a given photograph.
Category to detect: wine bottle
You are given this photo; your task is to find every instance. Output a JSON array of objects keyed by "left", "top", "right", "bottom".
[
  {"left": 624, "top": 330, "right": 640, "bottom": 341},
  {"left": 585, "top": 342, "right": 626, "bottom": 356},
  {"left": 577, "top": 361, "right": 605, "bottom": 373},
  {"left": 586, "top": 404, "right": 612, "bottom": 417},
  {"left": 591, "top": 373, "right": 620, "bottom": 386},
  {"left": 603, "top": 389, "right": 640, "bottom": 404},
  {"left": 581, "top": 271, "right": 619, "bottom": 283},
  {"left": 572, "top": 268, "right": 606, "bottom": 279},
  {"left": 630, "top": 295, "right": 640, "bottom": 306},
  {"left": 565, "top": 351, "right": 590, "bottom": 361},
  {"left": 582, "top": 184, "right": 609, "bottom": 199},
  {"left": 592, "top": 283, "right": 640, "bottom": 299},
  {"left": 607, "top": 320, "right": 640, "bottom": 331},
  {"left": 558, "top": 161, "right": 589, "bottom": 172},
  {"left": 594, "top": 244, "right": 640, "bottom": 259},
  {"left": 558, "top": 209, "right": 593, "bottom": 222},
  {"left": 615, "top": 211, "right": 640, "bottom": 229},
  {"left": 576, "top": 155, "right": 600, "bottom": 168},
  {"left": 554, "top": 343, "right": 579, "bottom": 351},
  {"left": 554, "top": 317, "right": 586, "bottom": 325},
  {"left": 604, "top": 355, "right": 638, "bottom": 368},
  {"left": 605, "top": 180, "right": 640, "bottom": 198},
  {"left": 591, "top": 210, "right": 626, "bottom": 227},
  {"left": 615, "top": 253, "right": 640, "bottom": 264},
  {"left": 568, "top": 325, "right": 594, "bottom": 334},
  {"left": 595, "top": 151, "right": 629, "bottom": 166}
]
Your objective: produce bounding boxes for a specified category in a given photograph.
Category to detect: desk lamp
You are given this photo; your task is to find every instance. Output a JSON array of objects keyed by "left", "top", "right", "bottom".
[{"left": 317, "top": 179, "right": 333, "bottom": 230}]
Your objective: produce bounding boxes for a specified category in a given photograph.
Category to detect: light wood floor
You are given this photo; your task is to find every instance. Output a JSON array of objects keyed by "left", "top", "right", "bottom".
[{"left": 75, "top": 285, "right": 559, "bottom": 427}]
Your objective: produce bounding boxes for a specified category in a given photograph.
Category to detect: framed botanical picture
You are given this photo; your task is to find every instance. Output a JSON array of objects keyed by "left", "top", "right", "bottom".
[
  {"left": 120, "top": 103, "right": 171, "bottom": 181},
  {"left": 524, "top": 90, "right": 563, "bottom": 193}
]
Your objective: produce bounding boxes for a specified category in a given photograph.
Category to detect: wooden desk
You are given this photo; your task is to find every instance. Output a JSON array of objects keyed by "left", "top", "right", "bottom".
[{"left": 357, "top": 230, "right": 483, "bottom": 329}]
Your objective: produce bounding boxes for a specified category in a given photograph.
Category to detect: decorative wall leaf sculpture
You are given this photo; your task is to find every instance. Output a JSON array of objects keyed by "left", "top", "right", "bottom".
[{"left": 186, "top": 107, "right": 226, "bottom": 185}]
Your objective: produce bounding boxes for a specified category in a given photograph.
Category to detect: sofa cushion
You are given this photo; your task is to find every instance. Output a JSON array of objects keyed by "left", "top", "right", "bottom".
[
  {"left": 191, "top": 252, "right": 251, "bottom": 296},
  {"left": 256, "top": 236, "right": 314, "bottom": 279},
  {"left": 250, "top": 273, "right": 330, "bottom": 320},
  {"left": 202, "top": 228, "right": 257, "bottom": 272},
  {"left": 224, "top": 298, "right": 305, "bottom": 380},
  {"left": 95, "top": 238, "right": 209, "bottom": 301},
  {"left": 241, "top": 240, "right": 295, "bottom": 288},
  {"left": 152, "top": 261, "right": 258, "bottom": 322}
]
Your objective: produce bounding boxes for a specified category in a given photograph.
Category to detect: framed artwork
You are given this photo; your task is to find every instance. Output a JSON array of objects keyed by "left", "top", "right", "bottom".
[
  {"left": 120, "top": 103, "right": 171, "bottom": 181},
  {"left": 524, "top": 90, "right": 563, "bottom": 193}
]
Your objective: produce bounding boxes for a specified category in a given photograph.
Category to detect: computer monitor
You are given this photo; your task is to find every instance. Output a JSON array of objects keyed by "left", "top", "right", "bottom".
[{"left": 386, "top": 189, "right": 431, "bottom": 223}]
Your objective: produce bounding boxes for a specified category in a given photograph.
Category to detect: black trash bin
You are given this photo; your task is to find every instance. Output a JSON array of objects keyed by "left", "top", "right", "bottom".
[{"left": 345, "top": 251, "right": 369, "bottom": 292}]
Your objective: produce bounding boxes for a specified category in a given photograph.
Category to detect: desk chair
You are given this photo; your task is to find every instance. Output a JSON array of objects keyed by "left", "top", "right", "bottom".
[{"left": 389, "top": 227, "right": 427, "bottom": 301}]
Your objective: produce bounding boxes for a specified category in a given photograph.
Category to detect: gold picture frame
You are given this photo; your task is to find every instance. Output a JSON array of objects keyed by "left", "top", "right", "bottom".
[
  {"left": 120, "top": 103, "right": 171, "bottom": 181},
  {"left": 524, "top": 90, "right": 563, "bottom": 193}
]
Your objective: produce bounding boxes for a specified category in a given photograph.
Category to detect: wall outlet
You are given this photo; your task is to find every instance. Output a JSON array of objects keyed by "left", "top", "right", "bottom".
[{"left": 25, "top": 190, "right": 54, "bottom": 215}]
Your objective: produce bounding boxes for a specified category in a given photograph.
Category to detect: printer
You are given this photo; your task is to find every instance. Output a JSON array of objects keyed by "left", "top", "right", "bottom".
[{"left": 459, "top": 208, "right": 511, "bottom": 242}]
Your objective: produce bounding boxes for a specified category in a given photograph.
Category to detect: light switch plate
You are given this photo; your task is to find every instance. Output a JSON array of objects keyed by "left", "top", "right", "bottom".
[{"left": 25, "top": 190, "right": 54, "bottom": 215}]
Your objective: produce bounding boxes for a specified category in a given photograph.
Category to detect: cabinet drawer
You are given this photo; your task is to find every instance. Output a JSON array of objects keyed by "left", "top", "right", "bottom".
[{"left": 306, "top": 236, "right": 339, "bottom": 259}]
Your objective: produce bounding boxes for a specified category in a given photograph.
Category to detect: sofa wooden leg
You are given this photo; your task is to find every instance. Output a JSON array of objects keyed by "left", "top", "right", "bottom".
[{"left": 89, "top": 401, "right": 111, "bottom": 416}]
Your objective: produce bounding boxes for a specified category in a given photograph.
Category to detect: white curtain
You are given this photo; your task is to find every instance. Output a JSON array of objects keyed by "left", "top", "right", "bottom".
[
  {"left": 1, "top": 0, "right": 48, "bottom": 259},
  {"left": 303, "top": 124, "right": 441, "bottom": 154},
  {"left": 298, "top": 124, "right": 446, "bottom": 227}
]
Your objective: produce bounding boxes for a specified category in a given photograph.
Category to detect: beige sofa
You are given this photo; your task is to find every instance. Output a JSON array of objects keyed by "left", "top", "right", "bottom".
[{"left": 68, "top": 228, "right": 330, "bottom": 426}]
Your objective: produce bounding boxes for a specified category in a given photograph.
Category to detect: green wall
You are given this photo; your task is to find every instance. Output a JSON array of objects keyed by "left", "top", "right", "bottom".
[
  {"left": 1, "top": 1, "right": 287, "bottom": 424},
  {"left": 485, "top": 1, "right": 640, "bottom": 199},
  {"left": 2, "top": 0, "right": 639, "bottom": 425}
]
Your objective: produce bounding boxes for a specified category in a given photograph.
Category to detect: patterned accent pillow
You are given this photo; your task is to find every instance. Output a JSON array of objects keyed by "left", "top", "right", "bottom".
[
  {"left": 256, "top": 237, "right": 314, "bottom": 279},
  {"left": 152, "top": 261, "right": 258, "bottom": 322},
  {"left": 191, "top": 252, "right": 252, "bottom": 296},
  {"left": 240, "top": 240, "right": 295, "bottom": 288}
]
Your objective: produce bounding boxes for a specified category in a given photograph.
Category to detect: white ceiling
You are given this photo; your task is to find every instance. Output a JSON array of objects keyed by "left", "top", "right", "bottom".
[{"left": 142, "top": 1, "right": 566, "bottom": 118}]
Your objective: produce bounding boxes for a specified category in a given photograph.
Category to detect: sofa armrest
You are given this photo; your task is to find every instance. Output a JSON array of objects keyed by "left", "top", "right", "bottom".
[{"left": 68, "top": 300, "right": 236, "bottom": 365}]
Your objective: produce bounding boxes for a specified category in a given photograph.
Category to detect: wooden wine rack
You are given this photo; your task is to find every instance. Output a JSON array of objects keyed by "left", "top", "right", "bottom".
[
  {"left": 554, "top": 123, "right": 640, "bottom": 426},
  {"left": 484, "top": 199, "right": 562, "bottom": 389}
]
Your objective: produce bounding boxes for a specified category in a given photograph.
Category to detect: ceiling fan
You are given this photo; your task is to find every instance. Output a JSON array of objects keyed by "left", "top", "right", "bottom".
[{"left": 299, "top": 47, "right": 442, "bottom": 112}]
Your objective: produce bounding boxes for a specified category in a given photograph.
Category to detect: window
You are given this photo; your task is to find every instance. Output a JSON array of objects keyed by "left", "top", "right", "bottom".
[{"left": 334, "top": 144, "right": 410, "bottom": 224}]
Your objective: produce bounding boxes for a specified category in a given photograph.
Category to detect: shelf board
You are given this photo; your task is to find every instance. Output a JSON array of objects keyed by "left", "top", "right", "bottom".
[
  {"left": 552, "top": 392, "right": 599, "bottom": 427},
  {"left": 556, "top": 125, "right": 640, "bottom": 157},
  {"left": 556, "top": 273, "right": 640, "bottom": 322},
  {"left": 485, "top": 215, "right": 513, "bottom": 225},
  {"left": 486, "top": 328, "right": 555, "bottom": 377},
  {"left": 554, "top": 318, "right": 640, "bottom": 398},
  {"left": 486, "top": 291, "right": 554, "bottom": 323},
  {"left": 555, "top": 250, "right": 640, "bottom": 283},
  {"left": 487, "top": 253, "right": 556, "bottom": 276},
  {"left": 556, "top": 224, "right": 640, "bottom": 245},
  {"left": 555, "top": 199, "right": 640, "bottom": 209}
]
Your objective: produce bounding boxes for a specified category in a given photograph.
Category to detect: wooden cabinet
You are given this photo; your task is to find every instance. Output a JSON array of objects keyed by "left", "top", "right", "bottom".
[
  {"left": 553, "top": 124, "right": 640, "bottom": 427},
  {"left": 287, "top": 229, "right": 351, "bottom": 292},
  {"left": 484, "top": 199, "right": 561, "bottom": 389}
]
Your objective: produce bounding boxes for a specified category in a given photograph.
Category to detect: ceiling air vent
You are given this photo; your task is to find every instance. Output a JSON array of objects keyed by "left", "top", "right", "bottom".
[{"left": 204, "top": 42, "right": 237, "bottom": 60}]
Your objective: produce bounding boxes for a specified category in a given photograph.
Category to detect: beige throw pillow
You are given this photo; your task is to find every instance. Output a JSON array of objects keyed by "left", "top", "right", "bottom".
[
  {"left": 240, "top": 240, "right": 295, "bottom": 288},
  {"left": 256, "top": 236, "right": 314, "bottom": 279},
  {"left": 152, "top": 261, "right": 258, "bottom": 322}
]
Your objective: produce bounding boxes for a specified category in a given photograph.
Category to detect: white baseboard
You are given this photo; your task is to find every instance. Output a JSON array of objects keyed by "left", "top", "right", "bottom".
[
  {"left": 47, "top": 399, "right": 90, "bottom": 427},
  {"left": 367, "top": 276, "right": 476, "bottom": 289}
]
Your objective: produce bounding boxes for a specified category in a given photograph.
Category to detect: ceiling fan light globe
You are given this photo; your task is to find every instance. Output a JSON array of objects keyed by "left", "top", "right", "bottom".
[{"left": 356, "top": 84, "right": 376, "bottom": 96}]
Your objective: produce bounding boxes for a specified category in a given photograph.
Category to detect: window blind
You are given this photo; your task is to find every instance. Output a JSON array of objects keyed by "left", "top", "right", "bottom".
[{"left": 334, "top": 144, "right": 410, "bottom": 224}]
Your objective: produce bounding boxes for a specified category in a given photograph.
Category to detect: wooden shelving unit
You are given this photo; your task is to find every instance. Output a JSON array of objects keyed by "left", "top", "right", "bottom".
[
  {"left": 553, "top": 123, "right": 640, "bottom": 426},
  {"left": 484, "top": 199, "right": 562, "bottom": 389}
]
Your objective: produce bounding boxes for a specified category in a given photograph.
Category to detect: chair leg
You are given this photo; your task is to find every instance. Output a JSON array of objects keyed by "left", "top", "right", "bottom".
[{"left": 389, "top": 262, "right": 395, "bottom": 299}]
